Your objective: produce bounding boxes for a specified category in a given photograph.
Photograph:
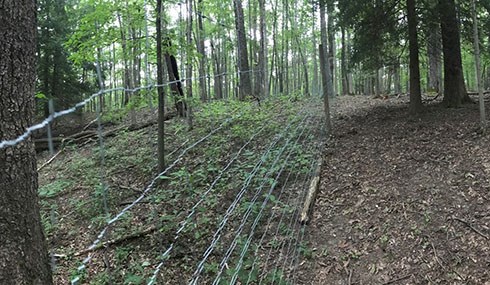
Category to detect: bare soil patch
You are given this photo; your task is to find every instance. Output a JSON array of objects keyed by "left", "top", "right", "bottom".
[{"left": 297, "top": 95, "right": 490, "bottom": 285}]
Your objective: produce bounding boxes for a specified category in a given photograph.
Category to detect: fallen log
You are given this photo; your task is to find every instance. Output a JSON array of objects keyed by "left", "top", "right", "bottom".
[
  {"left": 35, "top": 112, "right": 176, "bottom": 152},
  {"left": 299, "top": 157, "right": 323, "bottom": 225},
  {"left": 72, "top": 226, "right": 157, "bottom": 257}
]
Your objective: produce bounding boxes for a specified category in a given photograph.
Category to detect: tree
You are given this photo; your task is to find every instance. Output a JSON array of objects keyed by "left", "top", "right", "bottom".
[
  {"left": 38, "top": 0, "right": 88, "bottom": 113},
  {"left": 407, "top": 0, "right": 422, "bottom": 113},
  {"left": 156, "top": 0, "right": 165, "bottom": 172},
  {"left": 0, "top": 1, "right": 53, "bottom": 284},
  {"left": 320, "top": 0, "right": 333, "bottom": 134},
  {"left": 439, "top": 0, "right": 471, "bottom": 107},
  {"left": 233, "top": 0, "right": 253, "bottom": 100},
  {"left": 472, "top": 0, "right": 486, "bottom": 128}
]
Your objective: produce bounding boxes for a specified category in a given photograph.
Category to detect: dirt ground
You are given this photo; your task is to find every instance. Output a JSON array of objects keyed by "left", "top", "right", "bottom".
[{"left": 296, "top": 95, "right": 490, "bottom": 285}]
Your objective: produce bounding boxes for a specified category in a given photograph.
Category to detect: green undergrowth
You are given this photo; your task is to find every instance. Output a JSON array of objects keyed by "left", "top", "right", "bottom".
[{"left": 37, "top": 95, "right": 324, "bottom": 284}]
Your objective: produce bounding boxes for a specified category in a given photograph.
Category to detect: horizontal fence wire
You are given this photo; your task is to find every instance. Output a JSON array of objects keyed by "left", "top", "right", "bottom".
[{"left": 0, "top": 69, "right": 257, "bottom": 150}]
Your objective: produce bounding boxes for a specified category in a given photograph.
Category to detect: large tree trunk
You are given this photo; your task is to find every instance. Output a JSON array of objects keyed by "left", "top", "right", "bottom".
[
  {"left": 439, "top": 0, "right": 471, "bottom": 107},
  {"left": 0, "top": 1, "right": 53, "bottom": 284},
  {"left": 233, "top": 0, "right": 253, "bottom": 100},
  {"left": 407, "top": 0, "right": 422, "bottom": 113}
]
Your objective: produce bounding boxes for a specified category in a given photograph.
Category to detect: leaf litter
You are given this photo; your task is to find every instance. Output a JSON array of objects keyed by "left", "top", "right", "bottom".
[{"left": 296, "top": 95, "right": 490, "bottom": 285}]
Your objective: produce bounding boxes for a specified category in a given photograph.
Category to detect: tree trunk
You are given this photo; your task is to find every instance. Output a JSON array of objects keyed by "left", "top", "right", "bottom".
[
  {"left": 327, "top": 1, "right": 336, "bottom": 95},
  {"left": 164, "top": 39, "right": 187, "bottom": 117},
  {"left": 196, "top": 0, "right": 207, "bottom": 102},
  {"left": 186, "top": 0, "right": 194, "bottom": 129},
  {"left": 233, "top": 0, "right": 253, "bottom": 100},
  {"left": 427, "top": 24, "right": 442, "bottom": 94},
  {"left": 257, "top": 0, "right": 268, "bottom": 98},
  {"left": 341, "top": 27, "right": 349, "bottom": 95},
  {"left": 439, "top": 0, "right": 470, "bottom": 107},
  {"left": 472, "top": 0, "right": 486, "bottom": 128},
  {"left": 320, "top": 1, "right": 333, "bottom": 134},
  {"left": 156, "top": 0, "right": 165, "bottom": 172},
  {"left": 407, "top": 0, "right": 422, "bottom": 113},
  {"left": 312, "top": 14, "right": 319, "bottom": 96},
  {"left": 0, "top": 1, "right": 53, "bottom": 284},
  {"left": 394, "top": 62, "right": 402, "bottom": 94}
]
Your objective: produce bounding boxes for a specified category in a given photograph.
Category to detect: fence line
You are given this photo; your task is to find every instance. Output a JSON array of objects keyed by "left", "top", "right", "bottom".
[
  {"left": 226, "top": 116, "right": 315, "bottom": 285},
  {"left": 187, "top": 114, "right": 309, "bottom": 285},
  {"left": 0, "top": 69, "right": 258, "bottom": 150},
  {"left": 70, "top": 116, "right": 235, "bottom": 284},
  {"left": 146, "top": 123, "right": 268, "bottom": 284}
]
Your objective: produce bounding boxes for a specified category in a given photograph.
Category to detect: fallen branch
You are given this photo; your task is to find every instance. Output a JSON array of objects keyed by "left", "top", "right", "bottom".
[
  {"left": 449, "top": 216, "right": 489, "bottom": 240},
  {"left": 37, "top": 149, "right": 64, "bottom": 172},
  {"left": 35, "top": 112, "right": 177, "bottom": 152},
  {"left": 73, "top": 226, "right": 157, "bottom": 257},
  {"left": 300, "top": 157, "right": 323, "bottom": 225},
  {"left": 382, "top": 274, "right": 411, "bottom": 285},
  {"left": 82, "top": 117, "right": 98, "bottom": 131}
]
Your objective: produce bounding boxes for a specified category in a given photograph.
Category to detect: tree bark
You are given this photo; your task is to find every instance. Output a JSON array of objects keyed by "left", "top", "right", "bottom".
[
  {"left": 156, "top": 0, "right": 165, "bottom": 172},
  {"left": 196, "top": 0, "right": 208, "bottom": 102},
  {"left": 257, "top": 0, "right": 268, "bottom": 98},
  {"left": 341, "top": 27, "right": 349, "bottom": 95},
  {"left": 407, "top": 0, "right": 422, "bottom": 113},
  {"left": 472, "top": 0, "right": 486, "bottom": 128},
  {"left": 439, "top": 0, "right": 471, "bottom": 107},
  {"left": 0, "top": 1, "right": 53, "bottom": 284},
  {"left": 427, "top": 24, "right": 442, "bottom": 94},
  {"left": 326, "top": 1, "right": 336, "bottom": 95},
  {"left": 164, "top": 39, "right": 187, "bottom": 117},
  {"left": 186, "top": 0, "right": 194, "bottom": 129},
  {"left": 320, "top": 1, "right": 333, "bottom": 134},
  {"left": 233, "top": 0, "right": 253, "bottom": 100}
]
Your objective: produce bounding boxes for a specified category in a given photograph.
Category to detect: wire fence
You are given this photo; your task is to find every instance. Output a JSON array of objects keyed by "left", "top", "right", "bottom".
[{"left": 2, "top": 41, "right": 325, "bottom": 285}]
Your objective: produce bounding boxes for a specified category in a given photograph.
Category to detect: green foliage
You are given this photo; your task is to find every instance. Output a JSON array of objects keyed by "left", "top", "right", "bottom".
[{"left": 39, "top": 179, "right": 72, "bottom": 198}]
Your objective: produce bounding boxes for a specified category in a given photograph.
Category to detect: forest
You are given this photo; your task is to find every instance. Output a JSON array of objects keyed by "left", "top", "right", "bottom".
[{"left": 0, "top": 0, "right": 489, "bottom": 284}]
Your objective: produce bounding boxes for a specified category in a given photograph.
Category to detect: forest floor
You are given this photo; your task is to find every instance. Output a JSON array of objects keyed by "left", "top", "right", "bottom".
[
  {"left": 36, "top": 96, "right": 325, "bottom": 284},
  {"left": 297, "top": 95, "right": 490, "bottom": 285}
]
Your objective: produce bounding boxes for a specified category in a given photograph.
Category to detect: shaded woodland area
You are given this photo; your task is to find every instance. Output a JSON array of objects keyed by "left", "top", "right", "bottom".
[{"left": 1, "top": 0, "right": 490, "bottom": 284}]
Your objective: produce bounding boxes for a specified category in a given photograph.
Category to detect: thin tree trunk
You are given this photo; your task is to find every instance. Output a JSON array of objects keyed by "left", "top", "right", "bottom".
[
  {"left": 320, "top": 1, "right": 333, "bottom": 134},
  {"left": 257, "top": 0, "right": 268, "bottom": 98},
  {"left": 327, "top": 1, "right": 336, "bottom": 95},
  {"left": 156, "top": 0, "right": 165, "bottom": 171},
  {"left": 312, "top": 13, "right": 319, "bottom": 96},
  {"left": 196, "top": 0, "right": 207, "bottom": 102},
  {"left": 472, "top": 0, "right": 486, "bottom": 128},
  {"left": 408, "top": 0, "right": 422, "bottom": 113},
  {"left": 341, "top": 27, "right": 348, "bottom": 95},
  {"left": 186, "top": 0, "right": 194, "bottom": 129}
]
